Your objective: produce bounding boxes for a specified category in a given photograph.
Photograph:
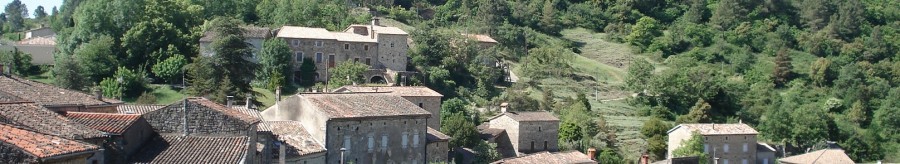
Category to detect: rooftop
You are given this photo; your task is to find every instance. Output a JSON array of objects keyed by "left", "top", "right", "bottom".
[
  {"left": 0, "top": 123, "right": 100, "bottom": 159},
  {"left": 489, "top": 111, "right": 560, "bottom": 122},
  {"left": 347, "top": 24, "right": 408, "bottom": 35},
  {"left": 199, "top": 26, "right": 271, "bottom": 42},
  {"left": 231, "top": 106, "right": 262, "bottom": 120},
  {"left": 330, "top": 32, "right": 377, "bottom": 43},
  {"left": 491, "top": 151, "right": 596, "bottom": 164},
  {"left": 778, "top": 148, "right": 854, "bottom": 164},
  {"left": 426, "top": 127, "right": 450, "bottom": 143},
  {"left": 117, "top": 104, "right": 167, "bottom": 114},
  {"left": 277, "top": 26, "right": 334, "bottom": 39},
  {"left": 668, "top": 123, "right": 759, "bottom": 135},
  {"left": 0, "top": 102, "right": 104, "bottom": 139},
  {"left": 463, "top": 33, "right": 499, "bottom": 43},
  {"left": 257, "top": 121, "right": 325, "bottom": 157},
  {"left": 130, "top": 135, "right": 250, "bottom": 164},
  {"left": 477, "top": 124, "right": 506, "bottom": 140},
  {"left": 63, "top": 112, "right": 142, "bottom": 134},
  {"left": 301, "top": 93, "right": 432, "bottom": 119},
  {"left": 335, "top": 86, "right": 443, "bottom": 97},
  {"left": 17, "top": 36, "right": 56, "bottom": 45},
  {"left": 0, "top": 75, "right": 122, "bottom": 107}
]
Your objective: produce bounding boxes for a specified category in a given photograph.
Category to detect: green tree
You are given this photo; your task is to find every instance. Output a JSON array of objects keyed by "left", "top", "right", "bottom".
[
  {"left": 208, "top": 17, "right": 257, "bottom": 100},
  {"left": 790, "top": 106, "right": 830, "bottom": 148},
  {"left": 327, "top": 61, "right": 368, "bottom": 89},
  {"left": 799, "top": 0, "right": 833, "bottom": 31},
  {"left": 473, "top": 141, "right": 501, "bottom": 163},
  {"left": 440, "top": 98, "right": 470, "bottom": 124},
  {"left": 676, "top": 99, "right": 713, "bottom": 123},
  {"left": 828, "top": 0, "right": 865, "bottom": 40},
  {"left": 297, "top": 57, "right": 317, "bottom": 86},
  {"left": 709, "top": 0, "right": 747, "bottom": 30},
  {"left": 773, "top": 48, "right": 793, "bottom": 87},
  {"left": 152, "top": 54, "right": 187, "bottom": 84},
  {"left": 121, "top": 18, "right": 182, "bottom": 71},
  {"left": 100, "top": 67, "right": 149, "bottom": 99},
  {"left": 54, "top": 55, "right": 86, "bottom": 90},
  {"left": 627, "top": 16, "right": 662, "bottom": 51},
  {"left": 672, "top": 133, "right": 709, "bottom": 164},
  {"left": 647, "top": 135, "right": 667, "bottom": 160},
  {"left": 443, "top": 113, "right": 480, "bottom": 148},
  {"left": 33, "top": 5, "right": 47, "bottom": 20},
  {"left": 186, "top": 56, "right": 221, "bottom": 97},
  {"left": 626, "top": 59, "right": 655, "bottom": 93},
  {"left": 641, "top": 117, "right": 672, "bottom": 138},
  {"left": 74, "top": 35, "right": 118, "bottom": 83},
  {"left": 809, "top": 57, "right": 834, "bottom": 87},
  {"left": 256, "top": 38, "right": 292, "bottom": 89},
  {"left": 4, "top": 0, "right": 26, "bottom": 31},
  {"left": 0, "top": 48, "right": 35, "bottom": 76},
  {"left": 597, "top": 149, "right": 625, "bottom": 164},
  {"left": 559, "top": 121, "right": 583, "bottom": 142},
  {"left": 847, "top": 100, "right": 868, "bottom": 125}
]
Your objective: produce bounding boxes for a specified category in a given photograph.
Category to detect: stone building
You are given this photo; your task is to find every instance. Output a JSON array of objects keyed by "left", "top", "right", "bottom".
[
  {"left": 426, "top": 127, "right": 450, "bottom": 163},
  {"left": 0, "top": 123, "right": 100, "bottom": 164},
  {"left": 490, "top": 151, "right": 596, "bottom": 164},
  {"left": 333, "top": 86, "right": 444, "bottom": 130},
  {"left": 276, "top": 18, "right": 409, "bottom": 84},
  {"left": 0, "top": 75, "right": 122, "bottom": 113},
  {"left": 261, "top": 93, "right": 436, "bottom": 163},
  {"left": 667, "top": 123, "right": 760, "bottom": 164},
  {"left": 199, "top": 26, "right": 273, "bottom": 62},
  {"left": 462, "top": 33, "right": 499, "bottom": 49},
  {"left": 63, "top": 112, "right": 155, "bottom": 163},
  {"left": 257, "top": 121, "right": 327, "bottom": 164},
  {"left": 480, "top": 106, "right": 561, "bottom": 157},
  {"left": 134, "top": 97, "right": 261, "bottom": 163},
  {"left": 778, "top": 145, "right": 854, "bottom": 164}
]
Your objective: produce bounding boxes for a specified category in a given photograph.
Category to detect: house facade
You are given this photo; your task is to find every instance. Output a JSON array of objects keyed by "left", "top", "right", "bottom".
[
  {"left": 667, "top": 123, "right": 760, "bottom": 164},
  {"left": 480, "top": 105, "right": 560, "bottom": 158},
  {"left": 333, "top": 86, "right": 444, "bottom": 130}
]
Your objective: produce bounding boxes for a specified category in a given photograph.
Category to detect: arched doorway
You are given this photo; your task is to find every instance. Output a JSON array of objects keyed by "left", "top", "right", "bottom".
[{"left": 369, "top": 76, "right": 386, "bottom": 84}]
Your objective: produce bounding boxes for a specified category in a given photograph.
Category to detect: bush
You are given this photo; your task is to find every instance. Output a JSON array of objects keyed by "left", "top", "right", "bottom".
[{"left": 135, "top": 92, "right": 158, "bottom": 104}]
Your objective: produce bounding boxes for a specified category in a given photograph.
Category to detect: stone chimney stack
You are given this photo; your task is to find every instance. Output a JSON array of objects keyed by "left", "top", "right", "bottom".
[
  {"left": 226, "top": 96, "right": 234, "bottom": 107},
  {"left": 587, "top": 148, "right": 597, "bottom": 161},
  {"left": 275, "top": 86, "right": 282, "bottom": 102},
  {"left": 94, "top": 89, "right": 103, "bottom": 101},
  {"left": 245, "top": 96, "right": 252, "bottom": 109},
  {"left": 500, "top": 103, "right": 509, "bottom": 113}
]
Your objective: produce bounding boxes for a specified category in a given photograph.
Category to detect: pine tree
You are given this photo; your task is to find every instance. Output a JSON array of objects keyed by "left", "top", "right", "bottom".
[
  {"left": 828, "top": 0, "right": 865, "bottom": 40},
  {"left": 709, "top": 0, "right": 747, "bottom": 30},
  {"left": 773, "top": 48, "right": 793, "bottom": 87},
  {"left": 799, "top": 0, "right": 833, "bottom": 31}
]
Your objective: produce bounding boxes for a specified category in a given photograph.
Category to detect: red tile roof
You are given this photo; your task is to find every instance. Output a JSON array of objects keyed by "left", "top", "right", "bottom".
[
  {"left": 335, "top": 86, "right": 443, "bottom": 97},
  {"left": 491, "top": 151, "right": 596, "bottom": 164},
  {"left": 0, "top": 102, "right": 104, "bottom": 139},
  {"left": 0, "top": 123, "right": 99, "bottom": 159},
  {"left": 116, "top": 104, "right": 166, "bottom": 114},
  {"left": 301, "top": 93, "right": 432, "bottom": 119},
  {"left": 258, "top": 121, "right": 325, "bottom": 157},
  {"left": 0, "top": 75, "right": 122, "bottom": 107},
  {"left": 63, "top": 112, "right": 142, "bottom": 134},
  {"left": 130, "top": 135, "right": 250, "bottom": 164}
]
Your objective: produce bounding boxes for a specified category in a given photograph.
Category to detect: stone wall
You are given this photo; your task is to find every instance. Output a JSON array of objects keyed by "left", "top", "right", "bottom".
[
  {"left": 517, "top": 121, "right": 560, "bottom": 154},
  {"left": 426, "top": 141, "right": 449, "bottom": 163},
  {"left": 0, "top": 142, "right": 37, "bottom": 163},
  {"left": 401, "top": 96, "right": 442, "bottom": 130},
  {"left": 325, "top": 117, "right": 428, "bottom": 163},
  {"left": 667, "top": 128, "right": 758, "bottom": 164},
  {"left": 143, "top": 103, "right": 254, "bottom": 136},
  {"left": 489, "top": 116, "right": 520, "bottom": 154},
  {"left": 376, "top": 34, "right": 408, "bottom": 72},
  {"left": 284, "top": 38, "right": 381, "bottom": 82}
]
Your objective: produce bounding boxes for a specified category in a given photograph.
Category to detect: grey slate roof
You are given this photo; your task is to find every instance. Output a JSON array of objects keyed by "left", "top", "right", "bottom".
[
  {"left": 0, "top": 102, "right": 104, "bottom": 139},
  {"left": 426, "top": 127, "right": 450, "bottom": 143},
  {"left": 257, "top": 121, "right": 325, "bottom": 157},
  {"left": 130, "top": 135, "right": 251, "bottom": 164},
  {"left": 0, "top": 75, "right": 122, "bottom": 107}
]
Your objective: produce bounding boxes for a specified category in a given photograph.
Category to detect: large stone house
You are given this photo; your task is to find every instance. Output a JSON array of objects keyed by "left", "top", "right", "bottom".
[
  {"left": 0, "top": 75, "right": 122, "bottom": 112},
  {"left": 666, "top": 123, "right": 773, "bottom": 164},
  {"left": 276, "top": 19, "right": 409, "bottom": 84},
  {"left": 63, "top": 112, "right": 155, "bottom": 163},
  {"left": 333, "top": 86, "right": 444, "bottom": 130},
  {"left": 0, "top": 123, "right": 101, "bottom": 163},
  {"left": 261, "top": 92, "right": 448, "bottom": 163},
  {"left": 479, "top": 104, "right": 561, "bottom": 158}
]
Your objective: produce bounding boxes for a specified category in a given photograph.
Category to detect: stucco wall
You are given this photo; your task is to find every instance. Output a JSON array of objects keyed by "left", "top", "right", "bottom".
[{"left": 325, "top": 117, "right": 428, "bottom": 164}]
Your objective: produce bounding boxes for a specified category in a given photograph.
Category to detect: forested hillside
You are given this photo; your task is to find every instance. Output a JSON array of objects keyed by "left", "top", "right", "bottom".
[{"left": 2, "top": 0, "right": 896, "bottom": 162}]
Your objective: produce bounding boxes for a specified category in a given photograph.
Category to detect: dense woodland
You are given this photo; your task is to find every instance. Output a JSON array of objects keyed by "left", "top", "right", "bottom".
[{"left": 0, "top": 0, "right": 897, "bottom": 163}]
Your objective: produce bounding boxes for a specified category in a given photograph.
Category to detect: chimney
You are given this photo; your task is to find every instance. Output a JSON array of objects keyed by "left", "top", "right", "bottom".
[
  {"left": 94, "top": 89, "right": 103, "bottom": 100},
  {"left": 226, "top": 96, "right": 234, "bottom": 107},
  {"left": 587, "top": 148, "right": 597, "bottom": 161},
  {"left": 245, "top": 96, "right": 252, "bottom": 109},
  {"left": 370, "top": 17, "right": 377, "bottom": 39},
  {"left": 500, "top": 103, "right": 509, "bottom": 113},
  {"left": 275, "top": 86, "right": 282, "bottom": 102},
  {"left": 372, "top": 17, "right": 381, "bottom": 26},
  {"left": 640, "top": 154, "right": 650, "bottom": 164}
]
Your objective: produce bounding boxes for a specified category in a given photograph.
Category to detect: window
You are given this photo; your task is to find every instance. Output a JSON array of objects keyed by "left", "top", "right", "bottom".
[
  {"left": 726, "top": 137, "right": 729, "bottom": 140},
  {"left": 742, "top": 159, "right": 748, "bottom": 164},
  {"left": 343, "top": 136, "right": 351, "bottom": 150},
  {"left": 543, "top": 141, "right": 548, "bottom": 150},
  {"left": 292, "top": 40, "right": 299, "bottom": 46},
  {"left": 763, "top": 158, "right": 769, "bottom": 164},
  {"left": 743, "top": 143, "right": 748, "bottom": 152},
  {"left": 418, "top": 103, "right": 423, "bottom": 108},
  {"left": 367, "top": 135, "right": 374, "bottom": 152},
  {"left": 315, "top": 41, "right": 323, "bottom": 47},
  {"left": 295, "top": 52, "right": 304, "bottom": 62},
  {"left": 344, "top": 43, "right": 350, "bottom": 49},
  {"left": 724, "top": 159, "right": 729, "bottom": 164},
  {"left": 402, "top": 132, "right": 409, "bottom": 148},
  {"left": 381, "top": 135, "right": 388, "bottom": 149},
  {"left": 315, "top": 53, "right": 323, "bottom": 63},
  {"left": 704, "top": 144, "right": 708, "bottom": 153},
  {"left": 364, "top": 45, "right": 369, "bottom": 51},
  {"left": 531, "top": 141, "right": 535, "bottom": 150},
  {"left": 538, "top": 127, "right": 542, "bottom": 132},
  {"left": 390, "top": 43, "right": 395, "bottom": 47},
  {"left": 724, "top": 144, "right": 729, "bottom": 153},
  {"left": 413, "top": 130, "right": 420, "bottom": 148},
  {"left": 365, "top": 58, "right": 371, "bottom": 65}
]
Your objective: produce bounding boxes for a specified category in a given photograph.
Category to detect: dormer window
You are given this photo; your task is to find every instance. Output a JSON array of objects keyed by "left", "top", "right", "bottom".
[{"left": 315, "top": 41, "right": 324, "bottom": 47}]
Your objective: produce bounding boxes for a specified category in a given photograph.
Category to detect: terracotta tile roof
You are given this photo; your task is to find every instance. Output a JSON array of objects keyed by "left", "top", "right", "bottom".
[
  {"left": 199, "top": 26, "right": 271, "bottom": 42},
  {"left": 0, "top": 75, "right": 122, "bottom": 107},
  {"left": 130, "top": 135, "right": 250, "bottom": 164},
  {"left": 301, "top": 93, "right": 432, "bottom": 119},
  {"left": 488, "top": 111, "right": 560, "bottom": 122},
  {"left": 0, "top": 123, "right": 100, "bottom": 159},
  {"left": 463, "top": 33, "right": 499, "bottom": 43},
  {"left": 491, "top": 151, "right": 596, "bottom": 164},
  {"left": 63, "top": 112, "right": 142, "bottom": 134},
  {"left": 117, "top": 104, "right": 166, "bottom": 114},
  {"left": 16, "top": 36, "right": 56, "bottom": 45},
  {"left": 257, "top": 121, "right": 325, "bottom": 157},
  {"left": 335, "top": 86, "right": 443, "bottom": 97},
  {"left": 0, "top": 102, "right": 104, "bottom": 139},
  {"left": 426, "top": 127, "right": 450, "bottom": 143},
  {"left": 779, "top": 148, "right": 854, "bottom": 164},
  {"left": 669, "top": 124, "right": 758, "bottom": 135}
]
